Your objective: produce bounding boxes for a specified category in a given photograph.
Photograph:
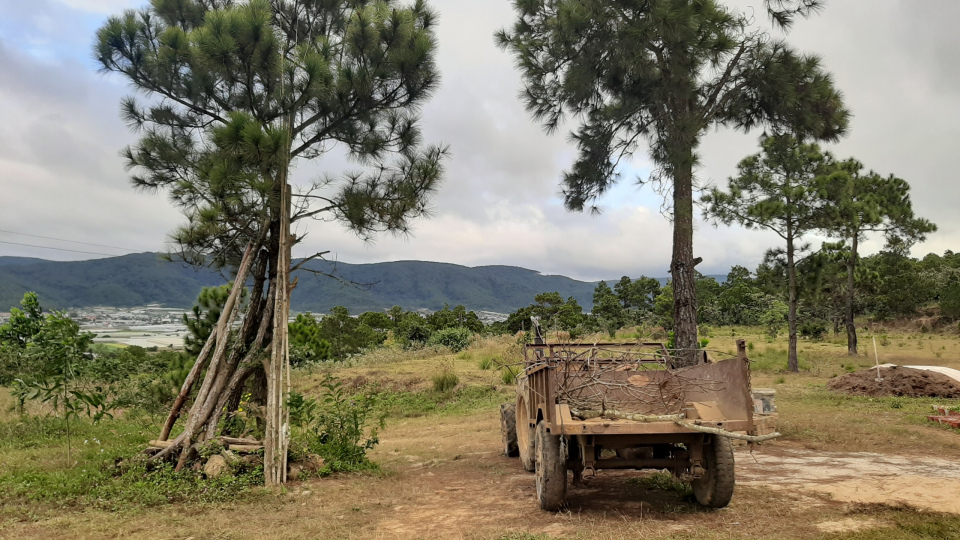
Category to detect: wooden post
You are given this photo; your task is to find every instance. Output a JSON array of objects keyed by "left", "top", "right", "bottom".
[
  {"left": 265, "top": 105, "right": 293, "bottom": 485},
  {"left": 266, "top": 185, "right": 290, "bottom": 487}
]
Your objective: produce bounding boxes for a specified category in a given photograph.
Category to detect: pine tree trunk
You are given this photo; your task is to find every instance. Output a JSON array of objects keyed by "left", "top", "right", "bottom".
[
  {"left": 786, "top": 232, "right": 799, "bottom": 372},
  {"left": 671, "top": 151, "right": 699, "bottom": 367},
  {"left": 845, "top": 234, "right": 859, "bottom": 356}
]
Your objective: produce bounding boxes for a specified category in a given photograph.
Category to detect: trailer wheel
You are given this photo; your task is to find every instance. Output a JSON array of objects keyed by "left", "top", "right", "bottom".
[
  {"left": 692, "top": 435, "right": 735, "bottom": 508},
  {"left": 500, "top": 403, "right": 519, "bottom": 457},
  {"left": 516, "top": 396, "right": 535, "bottom": 471},
  {"left": 535, "top": 421, "right": 566, "bottom": 511}
]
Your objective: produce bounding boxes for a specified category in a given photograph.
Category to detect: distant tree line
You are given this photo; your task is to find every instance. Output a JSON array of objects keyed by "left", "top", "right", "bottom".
[{"left": 493, "top": 245, "right": 960, "bottom": 361}]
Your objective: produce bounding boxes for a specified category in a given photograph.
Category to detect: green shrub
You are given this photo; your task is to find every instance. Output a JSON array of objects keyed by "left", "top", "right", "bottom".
[
  {"left": 799, "top": 321, "right": 826, "bottom": 341},
  {"left": 432, "top": 363, "right": 460, "bottom": 392},
  {"left": 427, "top": 327, "right": 473, "bottom": 352},
  {"left": 500, "top": 367, "right": 517, "bottom": 385},
  {"left": 478, "top": 356, "right": 493, "bottom": 370},
  {"left": 288, "top": 313, "right": 333, "bottom": 366},
  {"left": 288, "top": 376, "right": 385, "bottom": 472}
]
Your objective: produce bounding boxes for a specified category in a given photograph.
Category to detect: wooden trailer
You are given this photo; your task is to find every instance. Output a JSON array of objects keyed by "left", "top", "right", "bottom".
[{"left": 501, "top": 338, "right": 778, "bottom": 510}]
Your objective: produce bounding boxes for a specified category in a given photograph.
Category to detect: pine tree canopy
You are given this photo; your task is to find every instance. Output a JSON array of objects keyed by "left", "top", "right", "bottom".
[
  {"left": 96, "top": 0, "right": 448, "bottom": 269},
  {"left": 497, "top": 0, "right": 848, "bottom": 212}
]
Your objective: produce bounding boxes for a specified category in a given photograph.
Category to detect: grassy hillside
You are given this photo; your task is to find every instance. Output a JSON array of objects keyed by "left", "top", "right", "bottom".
[
  {"left": 0, "top": 253, "right": 224, "bottom": 310},
  {"left": 0, "top": 254, "right": 606, "bottom": 313},
  {"left": 0, "top": 253, "right": 725, "bottom": 313}
]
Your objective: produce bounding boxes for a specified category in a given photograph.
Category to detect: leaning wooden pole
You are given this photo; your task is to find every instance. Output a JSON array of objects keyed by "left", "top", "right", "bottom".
[{"left": 158, "top": 243, "right": 255, "bottom": 441}]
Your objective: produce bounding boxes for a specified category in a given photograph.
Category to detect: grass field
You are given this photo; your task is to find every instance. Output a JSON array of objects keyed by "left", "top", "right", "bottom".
[{"left": 3, "top": 326, "right": 960, "bottom": 539}]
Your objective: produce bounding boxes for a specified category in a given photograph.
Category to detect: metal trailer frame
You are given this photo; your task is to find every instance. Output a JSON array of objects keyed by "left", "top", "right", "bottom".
[{"left": 512, "top": 339, "right": 765, "bottom": 510}]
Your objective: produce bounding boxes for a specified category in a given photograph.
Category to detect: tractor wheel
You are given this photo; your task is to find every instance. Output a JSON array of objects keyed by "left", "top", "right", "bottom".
[
  {"left": 692, "top": 435, "right": 735, "bottom": 508},
  {"left": 516, "top": 396, "right": 535, "bottom": 472},
  {"left": 500, "top": 403, "right": 519, "bottom": 457},
  {"left": 535, "top": 421, "right": 567, "bottom": 511}
]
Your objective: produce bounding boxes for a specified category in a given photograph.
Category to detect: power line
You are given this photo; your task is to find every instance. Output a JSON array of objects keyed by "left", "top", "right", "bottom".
[
  {"left": 0, "top": 239, "right": 121, "bottom": 257},
  {"left": 0, "top": 229, "right": 138, "bottom": 252}
]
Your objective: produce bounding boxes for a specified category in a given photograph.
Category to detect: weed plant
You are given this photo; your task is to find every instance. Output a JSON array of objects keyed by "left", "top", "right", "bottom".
[{"left": 432, "top": 363, "right": 459, "bottom": 392}]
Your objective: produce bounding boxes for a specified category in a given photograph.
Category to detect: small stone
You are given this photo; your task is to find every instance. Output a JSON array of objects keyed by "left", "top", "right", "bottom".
[
  {"left": 303, "top": 453, "right": 325, "bottom": 474},
  {"left": 203, "top": 455, "right": 231, "bottom": 478}
]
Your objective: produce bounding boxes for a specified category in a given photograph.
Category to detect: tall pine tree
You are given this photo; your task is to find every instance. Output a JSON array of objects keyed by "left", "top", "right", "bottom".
[
  {"left": 497, "top": 0, "right": 848, "bottom": 365},
  {"left": 703, "top": 135, "right": 833, "bottom": 372},
  {"left": 96, "top": 0, "right": 446, "bottom": 480}
]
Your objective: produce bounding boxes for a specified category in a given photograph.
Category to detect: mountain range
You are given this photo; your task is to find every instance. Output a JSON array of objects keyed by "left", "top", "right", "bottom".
[{"left": 0, "top": 253, "right": 723, "bottom": 314}]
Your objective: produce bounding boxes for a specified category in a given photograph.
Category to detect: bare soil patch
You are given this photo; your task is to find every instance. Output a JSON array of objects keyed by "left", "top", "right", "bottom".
[
  {"left": 738, "top": 445, "right": 960, "bottom": 514},
  {"left": 827, "top": 366, "right": 960, "bottom": 397}
]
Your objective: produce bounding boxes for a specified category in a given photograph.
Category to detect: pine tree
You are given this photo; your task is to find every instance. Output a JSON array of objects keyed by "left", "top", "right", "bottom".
[
  {"left": 497, "top": 0, "right": 848, "bottom": 365},
  {"left": 703, "top": 135, "right": 833, "bottom": 372},
  {"left": 95, "top": 0, "right": 446, "bottom": 480},
  {"left": 817, "top": 162, "right": 936, "bottom": 355},
  {"left": 592, "top": 281, "right": 624, "bottom": 338}
]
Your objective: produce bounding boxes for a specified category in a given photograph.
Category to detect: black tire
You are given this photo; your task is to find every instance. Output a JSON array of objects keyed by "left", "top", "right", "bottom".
[
  {"left": 535, "top": 421, "right": 566, "bottom": 511},
  {"left": 516, "top": 396, "right": 536, "bottom": 472},
  {"left": 692, "top": 435, "right": 735, "bottom": 508},
  {"left": 500, "top": 403, "right": 519, "bottom": 457}
]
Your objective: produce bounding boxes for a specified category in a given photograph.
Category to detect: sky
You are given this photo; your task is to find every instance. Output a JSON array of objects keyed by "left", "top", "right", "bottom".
[{"left": 0, "top": 0, "right": 957, "bottom": 282}]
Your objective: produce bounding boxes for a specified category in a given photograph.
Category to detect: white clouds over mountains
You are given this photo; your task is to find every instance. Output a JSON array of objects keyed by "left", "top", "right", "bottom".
[{"left": 0, "top": 0, "right": 956, "bottom": 281}]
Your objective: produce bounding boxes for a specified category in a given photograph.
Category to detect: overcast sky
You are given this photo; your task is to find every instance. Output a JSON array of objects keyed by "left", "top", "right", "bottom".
[{"left": 0, "top": 0, "right": 957, "bottom": 281}]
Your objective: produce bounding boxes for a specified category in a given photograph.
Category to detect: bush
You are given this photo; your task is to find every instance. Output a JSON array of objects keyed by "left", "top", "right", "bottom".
[
  {"left": 432, "top": 363, "right": 460, "bottom": 392},
  {"left": 288, "top": 375, "right": 385, "bottom": 472},
  {"left": 500, "top": 367, "right": 517, "bottom": 385},
  {"left": 427, "top": 327, "right": 473, "bottom": 352},
  {"left": 288, "top": 313, "right": 333, "bottom": 366},
  {"left": 799, "top": 321, "right": 827, "bottom": 341},
  {"left": 478, "top": 356, "right": 493, "bottom": 370},
  {"left": 759, "top": 299, "right": 788, "bottom": 338}
]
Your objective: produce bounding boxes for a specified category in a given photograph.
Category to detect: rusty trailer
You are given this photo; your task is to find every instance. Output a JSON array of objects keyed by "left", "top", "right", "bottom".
[{"left": 501, "top": 338, "right": 777, "bottom": 510}]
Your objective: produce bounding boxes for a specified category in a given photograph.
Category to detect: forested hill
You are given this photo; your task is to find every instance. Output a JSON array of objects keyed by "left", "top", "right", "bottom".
[{"left": 0, "top": 253, "right": 699, "bottom": 313}]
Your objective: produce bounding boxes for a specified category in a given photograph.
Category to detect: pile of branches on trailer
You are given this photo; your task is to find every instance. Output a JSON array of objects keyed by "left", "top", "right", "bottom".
[{"left": 540, "top": 344, "right": 732, "bottom": 418}]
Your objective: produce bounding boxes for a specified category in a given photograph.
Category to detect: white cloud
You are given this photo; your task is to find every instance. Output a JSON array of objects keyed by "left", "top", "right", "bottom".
[
  {"left": 53, "top": 0, "right": 137, "bottom": 15},
  {"left": 1, "top": 0, "right": 957, "bottom": 281}
]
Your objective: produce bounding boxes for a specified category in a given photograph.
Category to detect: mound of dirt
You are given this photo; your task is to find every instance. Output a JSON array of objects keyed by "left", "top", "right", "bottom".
[{"left": 827, "top": 366, "right": 960, "bottom": 398}]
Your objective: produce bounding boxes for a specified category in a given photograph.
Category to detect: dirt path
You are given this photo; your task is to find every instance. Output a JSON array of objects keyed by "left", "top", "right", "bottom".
[{"left": 737, "top": 445, "right": 960, "bottom": 513}]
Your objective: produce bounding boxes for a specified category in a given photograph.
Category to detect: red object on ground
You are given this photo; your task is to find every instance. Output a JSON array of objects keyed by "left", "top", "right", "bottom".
[{"left": 927, "top": 415, "right": 960, "bottom": 429}]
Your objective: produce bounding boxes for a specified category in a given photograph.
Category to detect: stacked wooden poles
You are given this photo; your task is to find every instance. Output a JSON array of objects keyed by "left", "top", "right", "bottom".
[{"left": 265, "top": 181, "right": 292, "bottom": 486}]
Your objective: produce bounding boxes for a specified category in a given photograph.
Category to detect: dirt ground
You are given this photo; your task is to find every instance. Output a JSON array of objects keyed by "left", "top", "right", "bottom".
[
  {"left": 5, "top": 410, "right": 960, "bottom": 540},
  {"left": 827, "top": 366, "right": 960, "bottom": 397}
]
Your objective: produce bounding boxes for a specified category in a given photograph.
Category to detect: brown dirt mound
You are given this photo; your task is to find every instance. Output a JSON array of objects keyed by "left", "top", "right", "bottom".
[{"left": 827, "top": 366, "right": 960, "bottom": 398}]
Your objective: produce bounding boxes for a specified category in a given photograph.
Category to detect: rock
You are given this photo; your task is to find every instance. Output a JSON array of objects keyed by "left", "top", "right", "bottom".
[
  {"left": 288, "top": 463, "right": 304, "bottom": 480},
  {"left": 302, "top": 453, "right": 325, "bottom": 474},
  {"left": 203, "top": 455, "right": 231, "bottom": 478}
]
